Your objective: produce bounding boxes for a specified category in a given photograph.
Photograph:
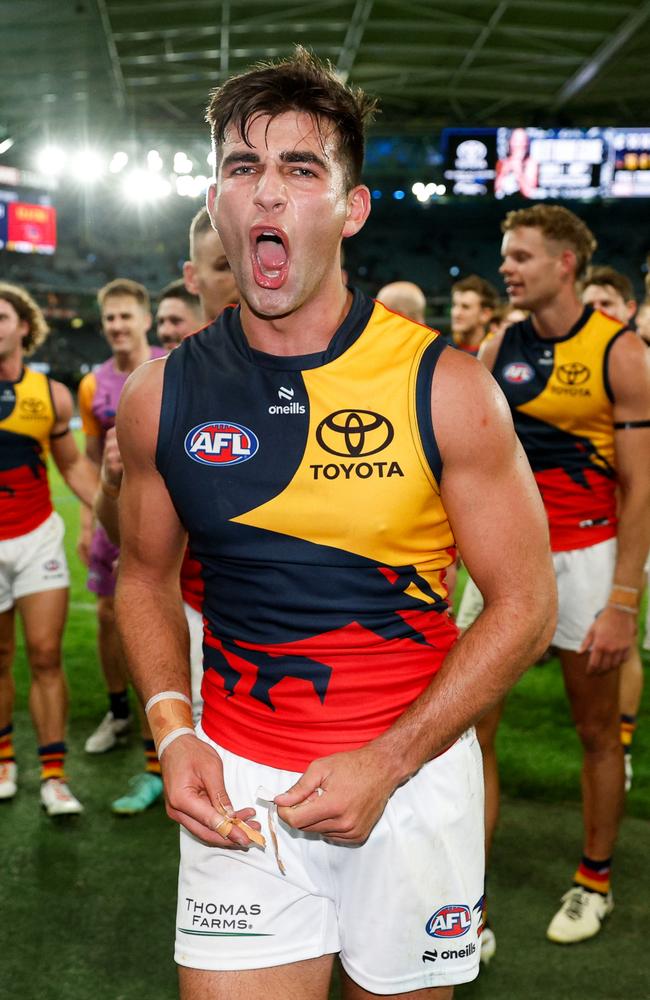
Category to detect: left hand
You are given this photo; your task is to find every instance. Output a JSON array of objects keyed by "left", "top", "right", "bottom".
[
  {"left": 274, "top": 745, "right": 399, "bottom": 845},
  {"left": 579, "top": 604, "right": 637, "bottom": 674}
]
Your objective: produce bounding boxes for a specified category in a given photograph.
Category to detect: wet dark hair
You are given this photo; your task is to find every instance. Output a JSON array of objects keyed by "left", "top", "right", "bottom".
[{"left": 206, "top": 46, "right": 377, "bottom": 190}]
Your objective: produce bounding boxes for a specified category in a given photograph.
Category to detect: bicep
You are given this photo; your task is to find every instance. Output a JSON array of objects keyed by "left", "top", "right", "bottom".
[
  {"left": 609, "top": 333, "right": 650, "bottom": 491},
  {"left": 116, "top": 360, "right": 185, "bottom": 583},
  {"left": 434, "top": 354, "right": 550, "bottom": 606}
]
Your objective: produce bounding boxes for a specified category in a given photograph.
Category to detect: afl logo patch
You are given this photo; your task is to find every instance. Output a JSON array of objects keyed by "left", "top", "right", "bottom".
[
  {"left": 184, "top": 421, "right": 259, "bottom": 467},
  {"left": 502, "top": 362, "right": 534, "bottom": 384},
  {"left": 316, "top": 409, "right": 394, "bottom": 458},
  {"left": 426, "top": 904, "right": 471, "bottom": 939}
]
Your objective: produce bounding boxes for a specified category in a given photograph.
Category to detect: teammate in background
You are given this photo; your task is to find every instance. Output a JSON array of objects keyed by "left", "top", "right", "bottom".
[
  {"left": 581, "top": 265, "right": 637, "bottom": 325},
  {"left": 78, "top": 279, "right": 166, "bottom": 814},
  {"left": 183, "top": 206, "right": 239, "bottom": 324},
  {"left": 156, "top": 280, "right": 202, "bottom": 351},
  {"left": 581, "top": 265, "right": 643, "bottom": 790},
  {"left": 0, "top": 283, "right": 97, "bottom": 815},
  {"left": 478, "top": 205, "right": 650, "bottom": 947},
  {"left": 451, "top": 275, "right": 499, "bottom": 355},
  {"left": 488, "top": 302, "right": 528, "bottom": 338},
  {"left": 376, "top": 281, "right": 426, "bottom": 324},
  {"left": 115, "top": 49, "right": 554, "bottom": 999}
]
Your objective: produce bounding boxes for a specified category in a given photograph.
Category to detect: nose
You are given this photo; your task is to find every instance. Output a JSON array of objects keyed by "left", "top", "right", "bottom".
[
  {"left": 253, "top": 167, "right": 287, "bottom": 213},
  {"left": 499, "top": 259, "right": 510, "bottom": 275}
]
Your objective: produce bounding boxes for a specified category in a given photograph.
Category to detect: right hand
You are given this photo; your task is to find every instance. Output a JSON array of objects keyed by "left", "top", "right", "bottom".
[
  {"left": 161, "top": 734, "right": 260, "bottom": 847},
  {"left": 101, "top": 427, "right": 124, "bottom": 493},
  {"left": 76, "top": 526, "right": 92, "bottom": 566}
]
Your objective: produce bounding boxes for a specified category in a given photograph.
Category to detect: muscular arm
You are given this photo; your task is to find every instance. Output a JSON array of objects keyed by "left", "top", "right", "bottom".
[
  {"left": 114, "top": 361, "right": 255, "bottom": 846},
  {"left": 579, "top": 331, "right": 650, "bottom": 671},
  {"left": 49, "top": 380, "right": 98, "bottom": 507},
  {"left": 277, "top": 350, "right": 556, "bottom": 840}
]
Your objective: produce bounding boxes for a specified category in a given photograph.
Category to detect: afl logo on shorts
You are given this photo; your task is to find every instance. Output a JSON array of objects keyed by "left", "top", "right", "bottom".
[
  {"left": 184, "top": 421, "right": 259, "bottom": 467},
  {"left": 502, "top": 362, "right": 534, "bottom": 384},
  {"left": 426, "top": 904, "right": 471, "bottom": 939}
]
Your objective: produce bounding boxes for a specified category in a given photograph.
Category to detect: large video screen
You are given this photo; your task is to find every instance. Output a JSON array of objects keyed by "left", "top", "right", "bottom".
[
  {"left": 602, "top": 128, "right": 650, "bottom": 197},
  {"left": 0, "top": 200, "right": 57, "bottom": 254},
  {"left": 495, "top": 128, "right": 605, "bottom": 200},
  {"left": 441, "top": 129, "right": 498, "bottom": 196}
]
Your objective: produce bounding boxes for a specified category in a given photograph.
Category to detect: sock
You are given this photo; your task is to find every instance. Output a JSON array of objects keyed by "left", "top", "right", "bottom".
[
  {"left": 143, "top": 739, "right": 161, "bottom": 776},
  {"left": 574, "top": 855, "right": 612, "bottom": 895},
  {"left": 0, "top": 723, "right": 15, "bottom": 765},
  {"left": 39, "top": 741, "right": 66, "bottom": 782},
  {"left": 620, "top": 714, "right": 636, "bottom": 755},
  {"left": 109, "top": 690, "right": 130, "bottom": 721}
]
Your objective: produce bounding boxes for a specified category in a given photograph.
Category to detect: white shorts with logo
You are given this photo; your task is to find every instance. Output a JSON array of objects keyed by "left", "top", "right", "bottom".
[
  {"left": 0, "top": 512, "right": 69, "bottom": 613},
  {"left": 455, "top": 538, "right": 617, "bottom": 652},
  {"left": 176, "top": 728, "right": 484, "bottom": 992}
]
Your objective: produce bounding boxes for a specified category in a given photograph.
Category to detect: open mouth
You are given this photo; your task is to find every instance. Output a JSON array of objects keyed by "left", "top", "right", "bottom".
[{"left": 251, "top": 227, "right": 289, "bottom": 290}]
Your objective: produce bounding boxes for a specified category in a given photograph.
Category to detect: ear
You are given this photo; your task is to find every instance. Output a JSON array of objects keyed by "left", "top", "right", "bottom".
[
  {"left": 206, "top": 182, "right": 218, "bottom": 220},
  {"left": 342, "top": 185, "right": 371, "bottom": 239},
  {"left": 183, "top": 261, "right": 199, "bottom": 296},
  {"left": 626, "top": 300, "right": 637, "bottom": 322},
  {"left": 559, "top": 248, "right": 577, "bottom": 282}
]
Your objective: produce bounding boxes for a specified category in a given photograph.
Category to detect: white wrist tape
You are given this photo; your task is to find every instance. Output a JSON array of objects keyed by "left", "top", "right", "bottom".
[
  {"left": 158, "top": 727, "right": 196, "bottom": 758},
  {"left": 145, "top": 690, "right": 192, "bottom": 714}
]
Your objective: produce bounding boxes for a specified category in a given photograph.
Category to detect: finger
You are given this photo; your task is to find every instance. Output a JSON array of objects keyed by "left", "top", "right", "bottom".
[
  {"left": 277, "top": 796, "right": 336, "bottom": 830},
  {"left": 578, "top": 627, "right": 594, "bottom": 655},
  {"left": 169, "top": 807, "right": 250, "bottom": 848},
  {"left": 275, "top": 773, "right": 325, "bottom": 808}
]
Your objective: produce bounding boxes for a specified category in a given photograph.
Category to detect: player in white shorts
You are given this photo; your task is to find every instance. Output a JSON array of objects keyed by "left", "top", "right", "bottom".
[
  {"left": 0, "top": 282, "right": 97, "bottom": 815},
  {"left": 114, "top": 50, "right": 555, "bottom": 999}
]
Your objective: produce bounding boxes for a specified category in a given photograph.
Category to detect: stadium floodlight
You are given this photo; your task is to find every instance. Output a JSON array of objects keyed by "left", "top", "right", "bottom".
[
  {"left": 109, "top": 151, "right": 129, "bottom": 173},
  {"left": 123, "top": 169, "right": 172, "bottom": 202},
  {"left": 0, "top": 138, "right": 14, "bottom": 156},
  {"left": 412, "top": 181, "right": 439, "bottom": 203},
  {"left": 71, "top": 150, "right": 105, "bottom": 183},
  {"left": 36, "top": 146, "right": 67, "bottom": 177},
  {"left": 147, "top": 149, "right": 163, "bottom": 172},
  {"left": 173, "top": 151, "right": 193, "bottom": 174}
]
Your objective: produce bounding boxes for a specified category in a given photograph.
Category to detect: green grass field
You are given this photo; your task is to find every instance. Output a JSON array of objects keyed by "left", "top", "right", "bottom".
[{"left": 1, "top": 454, "right": 648, "bottom": 1000}]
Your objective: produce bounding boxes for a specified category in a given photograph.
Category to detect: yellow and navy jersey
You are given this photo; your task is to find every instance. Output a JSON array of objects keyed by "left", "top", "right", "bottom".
[
  {"left": 493, "top": 306, "right": 625, "bottom": 552},
  {"left": 0, "top": 366, "right": 56, "bottom": 540},
  {"left": 156, "top": 290, "right": 458, "bottom": 769}
]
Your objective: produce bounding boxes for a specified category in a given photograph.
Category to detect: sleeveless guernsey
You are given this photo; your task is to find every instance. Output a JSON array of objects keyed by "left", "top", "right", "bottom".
[
  {"left": 156, "top": 290, "right": 458, "bottom": 769},
  {"left": 493, "top": 306, "right": 625, "bottom": 552},
  {"left": 0, "top": 366, "right": 56, "bottom": 540}
]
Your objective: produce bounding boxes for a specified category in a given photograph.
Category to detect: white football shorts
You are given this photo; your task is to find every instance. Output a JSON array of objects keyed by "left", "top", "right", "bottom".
[
  {"left": 175, "top": 727, "right": 484, "bottom": 992},
  {"left": 455, "top": 538, "right": 617, "bottom": 653},
  {"left": 0, "top": 512, "right": 69, "bottom": 612}
]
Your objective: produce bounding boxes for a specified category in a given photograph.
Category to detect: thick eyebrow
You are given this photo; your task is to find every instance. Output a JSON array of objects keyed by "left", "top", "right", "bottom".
[{"left": 220, "top": 149, "right": 329, "bottom": 172}]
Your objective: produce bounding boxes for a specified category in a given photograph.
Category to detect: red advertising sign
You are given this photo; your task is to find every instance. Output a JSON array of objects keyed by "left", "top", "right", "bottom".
[{"left": 7, "top": 201, "right": 56, "bottom": 253}]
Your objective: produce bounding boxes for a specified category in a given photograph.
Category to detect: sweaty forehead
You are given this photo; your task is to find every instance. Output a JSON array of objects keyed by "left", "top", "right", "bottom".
[{"left": 222, "top": 111, "right": 337, "bottom": 156}]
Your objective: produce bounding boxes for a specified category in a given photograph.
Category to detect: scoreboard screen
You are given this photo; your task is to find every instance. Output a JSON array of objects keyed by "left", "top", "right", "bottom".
[
  {"left": 495, "top": 128, "right": 605, "bottom": 200},
  {"left": 441, "top": 129, "right": 497, "bottom": 196},
  {"left": 0, "top": 201, "right": 57, "bottom": 254},
  {"left": 602, "top": 128, "right": 650, "bottom": 197}
]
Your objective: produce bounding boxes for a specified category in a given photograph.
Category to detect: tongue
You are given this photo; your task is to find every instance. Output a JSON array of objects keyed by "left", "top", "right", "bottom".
[{"left": 257, "top": 239, "right": 287, "bottom": 271}]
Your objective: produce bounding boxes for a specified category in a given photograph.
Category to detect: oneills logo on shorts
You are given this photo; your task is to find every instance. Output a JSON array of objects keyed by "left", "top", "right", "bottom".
[
  {"left": 502, "top": 362, "right": 534, "bottom": 384},
  {"left": 184, "top": 421, "right": 259, "bottom": 467},
  {"left": 426, "top": 904, "right": 471, "bottom": 939}
]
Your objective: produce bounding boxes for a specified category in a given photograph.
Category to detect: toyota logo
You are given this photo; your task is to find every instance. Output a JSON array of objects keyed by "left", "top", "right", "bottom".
[
  {"left": 556, "top": 362, "right": 590, "bottom": 386},
  {"left": 316, "top": 409, "right": 394, "bottom": 457},
  {"left": 20, "top": 397, "right": 47, "bottom": 417}
]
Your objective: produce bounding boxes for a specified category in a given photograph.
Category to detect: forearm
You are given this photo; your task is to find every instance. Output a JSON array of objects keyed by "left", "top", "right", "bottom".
[
  {"left": 115, "top": 569, "right": 191, "bottom": 705},
  {"left": 371, "top": 590, "right": 555, "bottom": 783},
  {"left": 64, "top": 456, "right": 99, "bottom": 508},
  {"left": 94, "top": 485, "right": 120, "bottom": 545},
  {"left": 613, "top": 483, "right": 650, "bottom": 589}
]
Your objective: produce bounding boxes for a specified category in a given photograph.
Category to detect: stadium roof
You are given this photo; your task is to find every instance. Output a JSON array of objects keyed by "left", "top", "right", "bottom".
[{"left": 3, "top": 0, "right": 650, "bottom": 150}]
